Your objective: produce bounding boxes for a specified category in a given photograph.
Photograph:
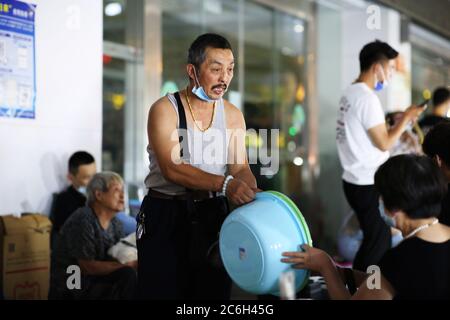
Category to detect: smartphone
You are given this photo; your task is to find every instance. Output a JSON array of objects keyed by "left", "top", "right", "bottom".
[{"left": 418, "top": 99, "right": 430, "bottom": 109}]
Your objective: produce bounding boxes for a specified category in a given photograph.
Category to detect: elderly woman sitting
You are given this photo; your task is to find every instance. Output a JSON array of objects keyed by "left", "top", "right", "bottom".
[
  {"left": 50, "top": 172, "right": 137, "bottom": 300},
  {"left": 282, "top": 155, "right": 450, "bottom": 299}
]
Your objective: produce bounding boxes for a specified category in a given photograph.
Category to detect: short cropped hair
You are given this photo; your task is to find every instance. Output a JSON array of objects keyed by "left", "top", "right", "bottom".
[
  {"left": 432, "top": 87, "right": 450, "bottom": 108},
  {"left": 188, "top": 33, "right": 232, "bottom": 69},
  {"left": 359, "top": 40, "right": 398, "bottom": 72},
  {"left": 68, "top": 151, "right": 95, "bottom": 175},
  {"left": 375, "top": 154, "right": 447, "bottom": 219}
]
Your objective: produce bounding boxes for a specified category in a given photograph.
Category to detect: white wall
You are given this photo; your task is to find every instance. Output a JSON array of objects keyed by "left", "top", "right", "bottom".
[
  {"left": 0, "top": 0, "right": 102, "bottom": 215},
  {"left": 341, "top": 5, "right": 408, "bottom": 112}
]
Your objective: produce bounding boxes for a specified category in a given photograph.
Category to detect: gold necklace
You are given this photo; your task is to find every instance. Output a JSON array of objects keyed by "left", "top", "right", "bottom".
[{"left": 185, "top": 87, "right": 216, "bottom": 132}]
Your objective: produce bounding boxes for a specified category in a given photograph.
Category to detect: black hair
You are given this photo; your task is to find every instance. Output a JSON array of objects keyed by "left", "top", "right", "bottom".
[
  {"left": 68, "top": 151, "right": 95, "bottom": 175},
  {"left": 375, "top": 154, "right": 447, "bottom": 219},
  {"left": 359, "top": 40, "right": 398, "bottom": 72},
  {"left": 432, "top": 87, "right": 450, "bottom": 108},
  {"left": 187, "top": 33, "right": 232, "bottom": 69},
  {"left": 423, "top": 122, "right": 450, "bottom": 168}
]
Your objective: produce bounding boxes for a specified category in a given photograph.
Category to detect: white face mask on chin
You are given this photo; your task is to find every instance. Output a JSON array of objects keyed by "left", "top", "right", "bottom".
[
  {"left": 77, "top": 186, "right": 87, "bottom": 196},
  {"left": 191, "top": 66, "right": 219, "bottom": 103}
]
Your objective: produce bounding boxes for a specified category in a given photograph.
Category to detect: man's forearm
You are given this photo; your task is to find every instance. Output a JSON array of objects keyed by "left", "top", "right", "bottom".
[
  {"left": 232, "top": 167, "right": 257, "bottom": 189},
  {"left": 163, "top": 162, "right": 225, "bottom": 192},
  {"left": 162, "top": 160, "right": 257, "bottom": 193}
]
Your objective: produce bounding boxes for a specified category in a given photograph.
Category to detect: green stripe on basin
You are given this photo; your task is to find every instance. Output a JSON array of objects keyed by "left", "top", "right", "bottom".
[{"left": 267, "top": 191, "right": 312, "bottom": 245}]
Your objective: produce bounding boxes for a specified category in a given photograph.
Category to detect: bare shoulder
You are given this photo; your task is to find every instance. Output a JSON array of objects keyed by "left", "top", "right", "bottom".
[
  {"left": 223, "top": 99, "right": 245, "bottom": 129},
  {"left": 223, "top": 99, "right": 243, "bottom": 117},
  {"left": 148, "top": 95, "right": 177, "bottom": 123}
]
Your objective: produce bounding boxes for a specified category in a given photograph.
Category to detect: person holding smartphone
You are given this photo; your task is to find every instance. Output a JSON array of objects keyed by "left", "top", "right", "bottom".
[{"left": 336, "top": 40, "right": 425, "bottom": 271}]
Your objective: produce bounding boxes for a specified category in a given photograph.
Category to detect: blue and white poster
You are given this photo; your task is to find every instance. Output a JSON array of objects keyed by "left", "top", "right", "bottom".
[{"left": 0, "top": 0, "right": 36, "bottom": 119}]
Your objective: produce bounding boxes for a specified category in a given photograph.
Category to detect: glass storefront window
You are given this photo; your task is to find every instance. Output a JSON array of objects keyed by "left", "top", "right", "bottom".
[
  {"left": 412, "top": 46, "right": 450, "bottom": 106},
  {"left": 102, "top": 57, "right": 126, "bottom": 176},
  {"left": 244, "top": 3, "right": 307, "bottom": 194},
  {"left": 104, "top": 0, "right": 127, "bottom": 44},
  {"left": 102, "top": 0, "right": 144, "bottom": 180},
  {"left": 410, "top": 24, "right": 450, "bottom": 110}
]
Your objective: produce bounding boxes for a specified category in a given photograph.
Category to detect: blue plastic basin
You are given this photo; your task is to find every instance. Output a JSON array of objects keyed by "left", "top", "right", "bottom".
[{"left": 219, "top": 191, "right": 312, "bottom": 295}]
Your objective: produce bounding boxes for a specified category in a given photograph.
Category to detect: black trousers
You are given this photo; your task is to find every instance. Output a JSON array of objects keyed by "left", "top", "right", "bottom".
[
  {"left": 137, "top": 195, "right": 232, "bottom": 300},
  {"left": 343, "top": 180, "right": 391, "bottom": 272}
]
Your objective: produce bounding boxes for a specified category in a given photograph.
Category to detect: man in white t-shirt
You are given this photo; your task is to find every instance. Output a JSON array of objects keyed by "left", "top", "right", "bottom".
[{"left": 336, "top": 40, "right": 424, "bottom": 271}]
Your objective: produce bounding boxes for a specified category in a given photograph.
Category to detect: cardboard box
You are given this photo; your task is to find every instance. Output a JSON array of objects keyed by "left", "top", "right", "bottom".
[{"left": 0, "top": 214, "right": 51, "bottom": 300}]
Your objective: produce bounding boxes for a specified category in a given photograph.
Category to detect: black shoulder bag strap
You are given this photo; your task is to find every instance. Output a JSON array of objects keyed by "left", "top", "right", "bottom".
[{"left": 173, "top": 91, "right": 190, "bottom": 162}]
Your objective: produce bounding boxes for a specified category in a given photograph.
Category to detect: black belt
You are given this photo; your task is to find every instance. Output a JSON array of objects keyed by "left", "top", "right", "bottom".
[{"left": 148, "top": 188, "right": 220, "bottom": 201}]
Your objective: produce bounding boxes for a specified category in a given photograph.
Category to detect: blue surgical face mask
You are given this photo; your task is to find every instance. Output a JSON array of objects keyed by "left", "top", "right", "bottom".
[
  {"left": 191, "top": 66, "right": 219, "bottom": 103},
  {"left": 374, "top": 80, "right": 387, "bottom": 91},
  {"left": 379, "top": 199, "right": 396, "bottom": 228},
  {"left": 374, "top": 65, "right": 388, "bottom": 92},
  {"left": 77, "top": 186, "right": 87, "bottom": 196}
]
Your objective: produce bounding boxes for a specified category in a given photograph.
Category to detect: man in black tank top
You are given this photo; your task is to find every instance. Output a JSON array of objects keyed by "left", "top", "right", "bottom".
[{"left": 137, "top": 33, "right": 258, "bottom": 299}]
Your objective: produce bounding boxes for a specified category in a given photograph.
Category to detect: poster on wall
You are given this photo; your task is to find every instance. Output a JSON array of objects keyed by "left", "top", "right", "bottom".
[{"left": 0, "top": 0, "right": 36, "bottom": 119}]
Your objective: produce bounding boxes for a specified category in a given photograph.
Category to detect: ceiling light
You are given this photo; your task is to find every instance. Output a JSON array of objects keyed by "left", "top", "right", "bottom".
[
  {"left": 293, "top": 157, "right": 304, "bottom": 166},
  {"left": 105, "top": 2, "right": 122, "bottom": 17},
  {"left": 294, "top": 24, "right": 304, "bottom": 33}
]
